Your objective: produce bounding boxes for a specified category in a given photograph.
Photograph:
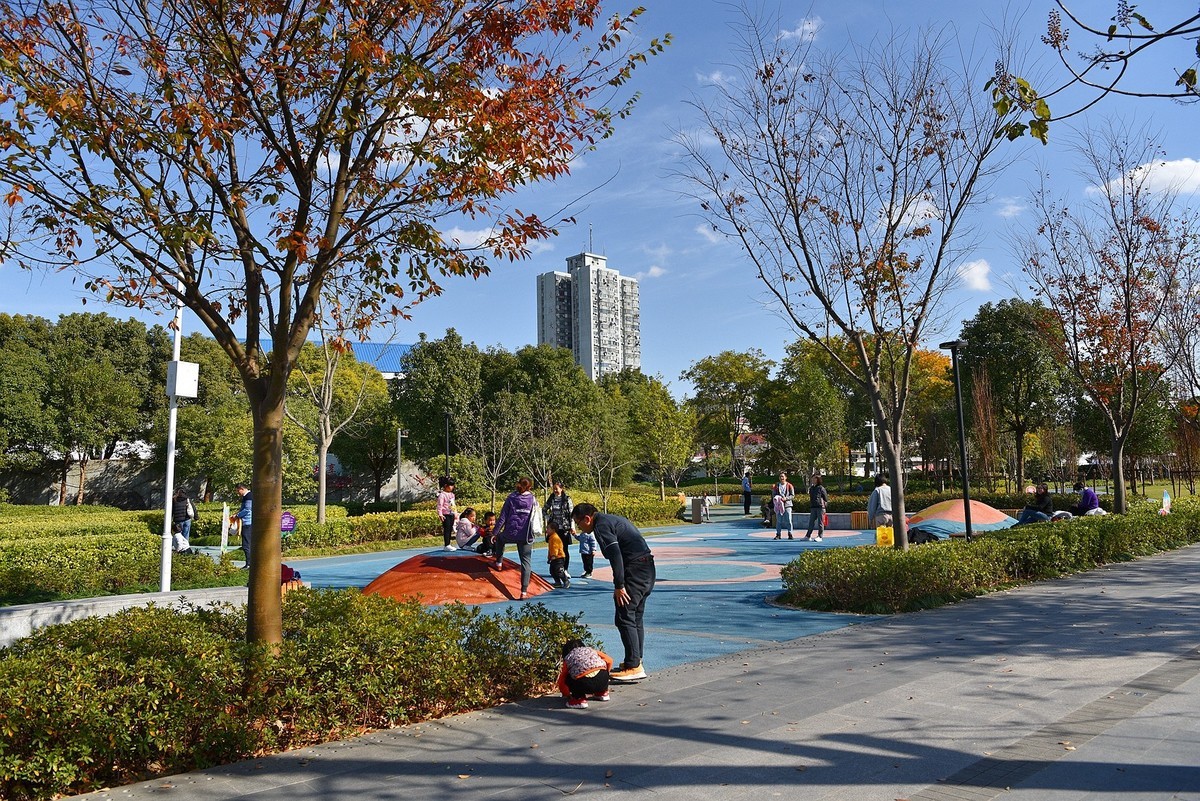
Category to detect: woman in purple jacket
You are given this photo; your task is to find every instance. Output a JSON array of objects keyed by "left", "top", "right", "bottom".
[{"left": 492, "top": 477, "right": 542, "bottom": 599}]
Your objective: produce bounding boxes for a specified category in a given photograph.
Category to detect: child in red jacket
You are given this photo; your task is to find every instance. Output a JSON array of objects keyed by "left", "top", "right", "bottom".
[{"left": 557, "top": 638, "right": 613, "bottom": 709}]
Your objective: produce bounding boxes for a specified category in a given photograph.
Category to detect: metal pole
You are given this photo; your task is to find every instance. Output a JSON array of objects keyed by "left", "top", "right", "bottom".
[
  {"left": 443, "top": 412, "right": 451, "bottom": 480},
  {"left": 941, "top": 340, "right": 973, "bottom": 541},
  {"left": 712, "top": 446, "right": 719, "bottom": 501},
  {"left": 396, "top": 429, "right": 408, "bottom": 513},
  {"left": 159, "top": 283, "right": 184, "bottom": 591}
]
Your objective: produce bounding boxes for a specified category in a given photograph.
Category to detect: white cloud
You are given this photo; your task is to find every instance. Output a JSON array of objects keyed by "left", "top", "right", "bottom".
[
  {"left": 778, "top": 17, "right": 821, "bottom": 42},
  {"left": 695, "top": 224, "right": 722, "bottom": 244},
  {"left": 958, "top": 259, "right": 991, "bottom": 291},
  {"left": 636, "top": 265, "right": 666, "bottom": 280},
  {"left": 996, "top": 197, "right": 1026, "bottom": 219},
  {"left": 1091, "top": 157, "right": 1200, "bottom": 196},
  {"left": 880, "top": 194, "right": 941, "bottom": 232},
  {"left": 643, "top": 243, "right": 672, "bottom": 263},
  {"left": 696, "top": 70, "right": 730, "bottom": 86},
  {"left": 444, "top": 226, "right": 494, "bottom": 249}
]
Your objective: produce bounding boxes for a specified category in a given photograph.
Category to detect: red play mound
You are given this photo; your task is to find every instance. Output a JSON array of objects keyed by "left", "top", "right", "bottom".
[{"left": 362, "top": 553, "right": 555, "bottom": 605}]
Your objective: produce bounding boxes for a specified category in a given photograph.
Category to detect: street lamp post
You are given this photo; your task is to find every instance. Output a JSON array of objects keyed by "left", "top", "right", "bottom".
[
  {"left": 940, "top": 339, "right": 973, "bottom": 542},
  {"left": 159, "top": 283, "right": 199, "bottom": 591},
  {"left": 865, "top": 420, "right": 878, "bottom": 477},
  {"left": 710, "top": 445, "right": 719, "bottom": 501},
  {"left": 396, "top": 429, "right": 409, "bottom": 513}
]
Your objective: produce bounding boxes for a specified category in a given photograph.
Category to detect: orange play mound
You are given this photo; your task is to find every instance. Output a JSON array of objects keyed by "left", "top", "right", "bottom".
[{"left": 362, "top": 553, "right": 555, "bottom": 605}]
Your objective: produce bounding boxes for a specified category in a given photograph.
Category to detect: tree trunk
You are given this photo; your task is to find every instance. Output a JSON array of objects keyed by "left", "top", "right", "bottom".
[
  {"left": 58, "top": 458, "right": 69, "bottom": 506},
  {"left": 316, "top": 439, "right": 329, "bottom": 524},
  {"left": 247, "top": 395, "right": 285, "bottom": 646},
  {"left": 1014, "top": 423, "right": 1027, "bottom": 490},
  {"left": 659, "top": 478, "right": 665, "bottom": 502},
  {"left": 884, "top": 444, "right": 908, "bottom": 550},
  {"left": 75, "top": 455, "right": 88, "bottom": 505},
  {"left": 1111, "top": 437, "right": 1128, "bottom": 514}
]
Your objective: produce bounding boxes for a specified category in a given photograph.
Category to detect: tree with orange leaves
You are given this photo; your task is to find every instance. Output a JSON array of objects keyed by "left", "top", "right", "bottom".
[
  {"left": 0, "top": 0, "right": 667, "bottom": 643},
  {"left": 1020, "top": 122, "right": 1200, "bottom": 513}
]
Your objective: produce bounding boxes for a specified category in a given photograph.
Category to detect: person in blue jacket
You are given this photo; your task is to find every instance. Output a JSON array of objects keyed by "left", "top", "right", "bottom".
[{"left": 233, "top": 483, "right": 252, "bottom": 566}]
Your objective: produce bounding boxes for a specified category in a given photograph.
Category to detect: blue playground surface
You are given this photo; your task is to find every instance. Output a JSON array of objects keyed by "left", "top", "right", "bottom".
[{"left": 288, "top": 503, "right": 880, "bottom": 675}]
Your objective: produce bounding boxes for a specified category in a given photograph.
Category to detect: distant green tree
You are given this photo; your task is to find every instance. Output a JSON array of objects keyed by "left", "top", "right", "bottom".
[
  {"left": 174, "top": 333, "right": 316, "bottom": 504},
  {"left": 392, "top": 330, "right": 483, "bottom": 469},
  {"left": 753, "top": 343, "right": 847, "bottom": 475},
  {"left": 0, "top": 314, "right": 53, "bottom": 467},
  {"left": 584, "top": 383, "right": 636, "bottom": 511},
  {"left": 682, "top": 350, "right": 773, "bottom": 475},
  {"left": 960, "top": 299, "right": 1065, "bottom": 490},
  {"left": 497, "top": 345, "right": 597, "bottom": 489},
  {"left": 286, "top": 337, "right": 385, "bottom": 522},
  {"left": 335, "top": 384, "right": 404, "bottom": 503},
  {"left": 601, "top": 369, "right": 695, "bottom": 499},
  {"left": 460, "top": 391, "right": 529, "bottom": 510},
  {"left": 44, "top": 314, "right": 154, "bottom": 503}
]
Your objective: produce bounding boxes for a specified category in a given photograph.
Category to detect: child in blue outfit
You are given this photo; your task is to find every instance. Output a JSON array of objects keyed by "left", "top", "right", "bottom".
[{"left": 577, "top": 526, "right": 598, "bottom": 578}]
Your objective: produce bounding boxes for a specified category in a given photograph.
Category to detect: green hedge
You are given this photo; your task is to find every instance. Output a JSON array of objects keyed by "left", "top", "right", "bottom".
[
  {"left": 0, "top": 515, "right": 159, "bottom": 541},
  {"left": 780, "top": 509, "right": 1200, "bottom": 613},
  {"left": 0, "top": 534, "right": 242, "bottom": 604},
  {"left": 0, "top": 502, "right": 127, "bottom": 518},
  {"left": 0, "top": 592, "right": 588, "bottom": 801}
]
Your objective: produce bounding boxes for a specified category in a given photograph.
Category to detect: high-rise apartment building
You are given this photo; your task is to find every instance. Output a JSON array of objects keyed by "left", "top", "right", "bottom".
[{"left": 536, "top": 252, "right": 640, "bottom": 380}]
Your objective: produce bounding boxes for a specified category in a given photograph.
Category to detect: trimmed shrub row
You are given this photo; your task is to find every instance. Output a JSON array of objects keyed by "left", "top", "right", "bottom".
[
  {"left": 780, "top": 509, "right": 1200, "bottom": 613},
  {"left": 0, "top": 592, "right": 588, "bottom": 801},
  {"left": 0, "top": 515, "right": 159, "bottom": 541},
  {"left": 0, "top": 534, "right": 242, "bottom": 604}
]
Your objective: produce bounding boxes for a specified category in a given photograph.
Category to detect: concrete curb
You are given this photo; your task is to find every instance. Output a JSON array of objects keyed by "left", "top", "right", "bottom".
[{"left": 0, "top": 586, "right": 248, "bottom": 647}]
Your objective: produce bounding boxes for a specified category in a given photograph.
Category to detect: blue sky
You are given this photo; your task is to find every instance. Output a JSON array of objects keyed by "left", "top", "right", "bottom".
[{"left": 3, "top": 1, "right": 1197, "bottom": 396}]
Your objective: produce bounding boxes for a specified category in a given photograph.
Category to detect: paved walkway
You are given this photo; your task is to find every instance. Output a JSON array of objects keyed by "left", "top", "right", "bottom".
[{"left": 73, "top": 504, "right": 1200, "bottom": 800}]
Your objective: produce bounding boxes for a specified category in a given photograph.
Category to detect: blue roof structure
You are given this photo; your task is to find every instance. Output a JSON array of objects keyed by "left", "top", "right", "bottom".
[{"left": 349, "top": 342, "right": 412, "bottom": 376}]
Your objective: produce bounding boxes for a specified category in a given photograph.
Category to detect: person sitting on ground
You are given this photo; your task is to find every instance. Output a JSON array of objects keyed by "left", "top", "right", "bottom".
[
  {"left": 557, "top": 638, "right": 613, "bottom": 710},
  {"left": 546, "top": 520, "right": 570, "bottom": 589},
  {"left": 455, "top": 507, "right": 482, "bottom": 551},
  {"left": 760, "top": 494, "right": 774, "bottom": 527},
  {"left": 475, "top": 511, "right": 497, "bottom": 555},
  {"left": 1070, "top": 481, "right": 1105, "bottom": 516},
  {"left": 1015, "top": 483, "right": 1055, "bottom": 525}
]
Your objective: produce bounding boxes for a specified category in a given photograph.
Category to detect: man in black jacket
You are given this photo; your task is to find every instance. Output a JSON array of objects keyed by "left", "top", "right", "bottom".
[{"left": 572, "top": 502, "right": 654, "bottom": 681}]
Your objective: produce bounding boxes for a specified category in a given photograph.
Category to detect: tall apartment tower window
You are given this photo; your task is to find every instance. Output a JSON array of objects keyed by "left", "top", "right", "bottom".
[{"left": 536, "top": 252, "right": 641, "bottom": 380}]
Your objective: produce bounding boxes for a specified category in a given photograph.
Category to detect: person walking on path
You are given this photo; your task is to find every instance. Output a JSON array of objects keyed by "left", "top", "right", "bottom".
[
  {"left": 867, "top": 474, "right": 892, "bottom": 527},
  {"left": 804, "top": 473, "right": 828, "bottom": 542},
  {"left": 572, "top": 502, "right": 655, "bottom": 681},
  {"left": 493, "top": 477, "right": 543, "bottom": 599},
  {"left": 772, "top": 472, "right": 795, "bottom": 540},
  {"left": 171, "top": 488, "right": 196, "bottom": 553},
  {"left": 741, "top": 472, "right": 753, "bottom": 515},
  {"left": 437, "top": 478, "right": 458, "bottom": 550},
  {"left": 546, "top": 522, "right": 571, "bottom": 589},
  {"left": 232, "top": 483, "right": 252, "bottom": 565},
  {"left": 544, "top": 481, "right": 574, "bottom": 576}
]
